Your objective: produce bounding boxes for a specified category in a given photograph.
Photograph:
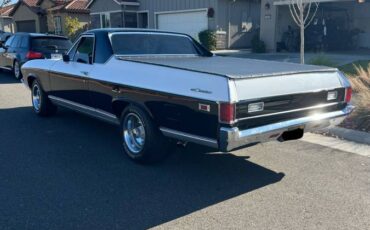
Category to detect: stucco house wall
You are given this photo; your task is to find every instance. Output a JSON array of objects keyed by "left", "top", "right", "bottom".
[
  {"left": 47, "top": 12, "right": 90, "bottom": 35},
  {"left": 88, "top": 0, "right": 261, "bottom": 49},
  {"left": 12, "top": 3, "right": 45, "bottom": 33},
  {"left": 0, "top": 17, "right": 14, "bottom": 33}
]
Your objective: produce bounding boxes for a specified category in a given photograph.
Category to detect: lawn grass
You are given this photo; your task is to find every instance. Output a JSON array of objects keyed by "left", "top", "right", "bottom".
[
  {"left": 338, "top": 60, "right": 370, "bottom": 76},
  {"left": 308, "top": 55, "right": 338, "bottom": 68}
]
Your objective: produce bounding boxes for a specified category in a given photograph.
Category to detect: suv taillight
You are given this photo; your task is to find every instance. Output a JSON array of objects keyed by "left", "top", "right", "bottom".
[
  {"left": 345, "top": 87, "right": 352, "bottom": 103},
  {"left": 220, "top": 103, "right": 235, "bottom": 124},
  {"left": 26, "top": 51, "right": 43, "bottom": 60}
]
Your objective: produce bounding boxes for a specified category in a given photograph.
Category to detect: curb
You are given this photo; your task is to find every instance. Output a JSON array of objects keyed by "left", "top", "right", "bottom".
[{"left": 315, "top": 127, "right": 370, "bottom": 146}]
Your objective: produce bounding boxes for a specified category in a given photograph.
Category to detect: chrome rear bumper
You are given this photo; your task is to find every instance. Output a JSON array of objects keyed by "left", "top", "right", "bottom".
[{"left": 219, "top": 105, "right": 355, "bottom": 152}]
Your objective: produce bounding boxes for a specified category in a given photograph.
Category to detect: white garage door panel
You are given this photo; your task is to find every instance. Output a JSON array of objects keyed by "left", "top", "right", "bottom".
[{"left": 157, "top": 11, "right": 208, "bottom": 39}]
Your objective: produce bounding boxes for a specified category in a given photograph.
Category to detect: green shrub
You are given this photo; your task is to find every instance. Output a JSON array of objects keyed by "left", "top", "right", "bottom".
[
  {"left": 65, "top": 16, "right": 84, "bottom": 41},
  {"left": 251, "top": 34, "right": 266, "bottom": 53},
  {"left": 308, "top": 55, "right": 337, "bottom": 67},
  {"left": 198, "top": 30, "right": 217, "bottom": 51}
]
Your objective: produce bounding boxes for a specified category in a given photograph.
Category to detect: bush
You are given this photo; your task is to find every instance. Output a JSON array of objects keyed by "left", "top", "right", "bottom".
[
  {"left": 308, "top": 55, "right": 337, "bottom": 67},
  {"left": 251, "top": 34, "right": 266, "bottom": 53},
  {"left": 198, "top": 30, "right": 217, "bottom": 51},
  {"left": 346, "top": 65, "right": 370, "bottom": 131},
  {"left": 65, "top": 16, "right": 84, "bottom": 41}
]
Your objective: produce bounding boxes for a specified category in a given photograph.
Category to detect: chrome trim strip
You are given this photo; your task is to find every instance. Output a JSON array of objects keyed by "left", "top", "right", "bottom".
[
  {"left": 48, "top": 96, "right": 120, "bottom": 125},
  {"left": 116, "top": 54, "right": 199, "bottom": 58},
  {"left": 0, "top": 66, "right": 12, "bottom": 71},
  {"left": 220, "top": 104, "right": 355, "bottom": 152},
  {"left": 236, "top": 102, "right": 340, "bottom": 121},
  {"left": 159, "top": 127, "right": 218, "bottom": 149}
]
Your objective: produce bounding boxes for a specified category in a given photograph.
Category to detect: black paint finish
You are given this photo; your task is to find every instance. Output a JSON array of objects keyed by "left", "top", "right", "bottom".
[
  {"left": 22, "top": 29, "right": 347, "bottom": 144},
  {"left": 236, "top": 88, "right": 346, "bottom": 119},
  {"left": 89, "top": 79, "right": 220, "bottom": 139}
]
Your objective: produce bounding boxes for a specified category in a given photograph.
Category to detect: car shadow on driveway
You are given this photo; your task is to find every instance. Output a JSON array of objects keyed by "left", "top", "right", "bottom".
[
  {"left": 0, "top": 106, "right": 285, "bottom": 230},
  {"left": 0, "top": 71, "right": 18, "bottom": 84}
]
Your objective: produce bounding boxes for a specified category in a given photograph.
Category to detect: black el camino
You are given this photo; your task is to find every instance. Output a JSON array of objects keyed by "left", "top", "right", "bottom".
[{"left": 21, "top": 28, "right": 354, "bottom": 163}]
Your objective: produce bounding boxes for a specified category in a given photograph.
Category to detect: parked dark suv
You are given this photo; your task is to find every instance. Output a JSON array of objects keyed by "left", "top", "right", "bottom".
[{"left": 0, "top": 33, "right": 72, "bottom": 79}]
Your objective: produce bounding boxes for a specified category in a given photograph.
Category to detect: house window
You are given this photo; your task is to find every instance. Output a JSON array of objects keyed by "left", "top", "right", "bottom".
[
  {"left": 124, "top": 12, "right": 137, "bottom": 28},
  {"left": 101, "top": 13, "right": 111, "bottom": 28},
  {"left": 54, "top": 16, "right": 62, "bottom": 35},
  {"left": 137, "top": 12, "right": 148, "bottom": 28}
]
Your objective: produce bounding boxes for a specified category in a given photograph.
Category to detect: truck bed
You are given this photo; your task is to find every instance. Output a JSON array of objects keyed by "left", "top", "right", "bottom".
[{"left": 118, "top": 56, "right": 337, "bottom": 79}]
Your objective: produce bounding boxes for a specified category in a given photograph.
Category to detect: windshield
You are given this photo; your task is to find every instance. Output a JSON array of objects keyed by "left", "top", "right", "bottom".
[
  {"left": 110, "top": 33, "right": 200, "bottom": 56},
  {"left": 31, "top": 37, "right": 72, "bottom": 52}
]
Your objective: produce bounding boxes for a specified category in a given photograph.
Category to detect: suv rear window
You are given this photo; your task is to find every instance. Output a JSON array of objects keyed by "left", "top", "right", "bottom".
[
  {"left": 110, "top": 33, "right": 199, "bottom": 56},
  {"left": 31, "top": 37, "right": 72, "bottom": 52}
]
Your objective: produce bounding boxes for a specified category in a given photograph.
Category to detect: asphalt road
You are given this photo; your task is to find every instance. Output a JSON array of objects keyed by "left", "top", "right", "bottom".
[{"left": 0, "top": 71, "right": 369, "bottom": 230}]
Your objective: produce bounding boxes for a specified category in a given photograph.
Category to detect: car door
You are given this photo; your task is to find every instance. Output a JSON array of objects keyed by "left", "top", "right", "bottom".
[
  {"left": 49, "top": 35, "right": 94, "bottom": 107},
  {"left": 4, "top": 35, "right": 20, "bottom": 69},
  {"left": 0, "top": 35, "right": 14, "bottom": 70}
]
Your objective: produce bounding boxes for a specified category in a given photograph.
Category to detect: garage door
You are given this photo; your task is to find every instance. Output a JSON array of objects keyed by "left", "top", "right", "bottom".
[
  {"left": 157, "top": 10, "right": 208, "bottom": 39},
  {"left": 16, "top": 20, "right": 36, "bottom": 33}
]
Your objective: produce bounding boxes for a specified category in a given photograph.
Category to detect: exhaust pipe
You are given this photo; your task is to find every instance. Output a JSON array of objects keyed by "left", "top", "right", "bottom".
[{"left": 278, "top": 128, "right": 304, "bottom": 142}]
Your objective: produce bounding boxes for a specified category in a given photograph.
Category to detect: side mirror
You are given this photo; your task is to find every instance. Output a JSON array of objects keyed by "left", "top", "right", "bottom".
[{"left": 62, "top": 54, "right": 70, "bottom": 62}]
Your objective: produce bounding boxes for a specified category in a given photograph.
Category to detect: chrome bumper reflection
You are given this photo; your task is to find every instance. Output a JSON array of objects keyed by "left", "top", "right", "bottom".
[{"left": 219, "top": 105, "right": 355, "bottom": 152}]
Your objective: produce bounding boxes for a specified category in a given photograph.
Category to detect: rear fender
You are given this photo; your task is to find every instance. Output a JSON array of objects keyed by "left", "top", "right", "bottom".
[{"left": 112, "top": 97, "right": 155, "bottom": 121}]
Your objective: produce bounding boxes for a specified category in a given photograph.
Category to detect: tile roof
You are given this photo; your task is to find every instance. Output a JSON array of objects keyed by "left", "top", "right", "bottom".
[
  {"left": 87, "top": 0, "right": 139, "bottom": 8},
  {"left": 65, "top": 0, "right": 89, "bottom": 11},
  {"left": 0, "top": 4, "right": 15, "bottom": 17},
  {"left": 49, "top": 0, "right": 89, "bottom": 13},
  {"left": 22, "top": 0, "right": 40, "bottom": 7},
  {"left": 13, "top": 0, "right": 89, "bottom": 14}
]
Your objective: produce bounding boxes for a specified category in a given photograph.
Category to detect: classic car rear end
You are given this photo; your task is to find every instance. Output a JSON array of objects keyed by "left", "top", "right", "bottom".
[
  {"left": 21, "top": 29, "right": 353, "bottom": 163},
  {"left": 122, "top": 55, "right": 353, "bottom": 152},
  {"left": 219, "top": 71, "right": 353, "bottom": 151}
]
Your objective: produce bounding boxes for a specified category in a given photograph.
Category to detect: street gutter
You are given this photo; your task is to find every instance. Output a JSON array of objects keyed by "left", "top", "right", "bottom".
[{"left": 315, "top": 127, "right": 370, "bottom": 146}]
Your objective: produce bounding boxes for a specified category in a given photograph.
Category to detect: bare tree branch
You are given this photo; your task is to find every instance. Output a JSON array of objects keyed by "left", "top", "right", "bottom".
[
  {"left": 305, "top": 3, "right": 320, "bottom": 29},
  {"left": 288, "top": 0, "right": 319, "bottom": 64},
  {"left": 289, "top": 4, "right": 301, "bottom": 26}
]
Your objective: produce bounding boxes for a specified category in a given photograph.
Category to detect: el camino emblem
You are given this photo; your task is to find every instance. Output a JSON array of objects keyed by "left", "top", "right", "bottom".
[
  {"left": 191, "top": 88, "right": 212, "bottom": 94},
  {"left": 199, "top": 104, "right": 211, "bottom": 112}
]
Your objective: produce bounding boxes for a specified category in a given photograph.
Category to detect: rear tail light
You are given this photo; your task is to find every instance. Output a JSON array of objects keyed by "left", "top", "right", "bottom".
[
  {"left": 345, "top": 87, "right": 352, "bottom": 103},
  {"left": 219, "top": 103, "right": 235, "bottom": 124},
  {"left": 26, "top": 51, "right": 44, "bottom": 60}
]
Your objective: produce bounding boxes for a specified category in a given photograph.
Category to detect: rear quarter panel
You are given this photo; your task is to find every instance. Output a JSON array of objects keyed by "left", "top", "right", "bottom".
[{"left": 89, "top": 58, "right": 231, "bottom": 139}]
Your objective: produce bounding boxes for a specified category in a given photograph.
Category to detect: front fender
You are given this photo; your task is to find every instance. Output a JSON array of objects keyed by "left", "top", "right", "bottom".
[{"left": 21, "top": 59, "right": 59, "bottom": 92}]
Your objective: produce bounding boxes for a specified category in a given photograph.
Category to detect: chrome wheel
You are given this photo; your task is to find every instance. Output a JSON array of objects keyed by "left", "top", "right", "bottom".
[
  {"left": 32, "top": 83, "right": 41, "bottom": 112},
  {"left": 123, "top": 113, "right": 146, "bottom": 154},
  {"left": 14, "top": 61, "right": 20, "bottom": 79}
]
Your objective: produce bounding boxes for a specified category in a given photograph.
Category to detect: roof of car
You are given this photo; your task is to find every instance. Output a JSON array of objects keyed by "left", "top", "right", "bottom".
[
  {"left": 85, "top": 28, "right": 189, "bottom": 36},
  {"left": 13, "top": 32, "right": 69, "bottom": 39}
]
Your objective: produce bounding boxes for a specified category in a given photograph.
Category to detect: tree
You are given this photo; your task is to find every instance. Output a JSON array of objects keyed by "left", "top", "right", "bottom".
[
  {"left": 65, "top": 16, "right": 84, "bottom": 41},
  {"left": 288, "top": 0, "right": 319, "bottom": 64},
  {"left": 0, "top": 0, "right": 11, "bottom": 31}
]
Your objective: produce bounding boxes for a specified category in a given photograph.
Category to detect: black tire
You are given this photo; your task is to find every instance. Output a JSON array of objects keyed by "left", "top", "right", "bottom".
[
  {"left": 31, "top": 80, "right": 57, "bottom": 116},
  {"left": 13, "top": 60, "right": 22, "bottom": 80},
  {"left": 121, "top": 105, "right": 170, "bottom": 163}
]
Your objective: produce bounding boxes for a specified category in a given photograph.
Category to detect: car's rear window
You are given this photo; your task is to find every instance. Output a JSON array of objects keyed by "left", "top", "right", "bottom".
[
  {"left": 110, "top": 33, "right": 199, "bottom": 56},
  {"left": 31, "top": 37, "right": 72, "bottom": 52}
]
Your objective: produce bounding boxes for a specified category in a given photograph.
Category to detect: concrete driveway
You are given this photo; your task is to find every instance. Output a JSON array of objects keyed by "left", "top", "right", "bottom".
[{"left": 0, "top": 72, "right": 369, "bottom": 230}]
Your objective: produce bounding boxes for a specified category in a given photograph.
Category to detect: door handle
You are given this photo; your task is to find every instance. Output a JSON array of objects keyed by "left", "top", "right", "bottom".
[{"left": 112, "top": 86, "right": 120, "bottom": 93}]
